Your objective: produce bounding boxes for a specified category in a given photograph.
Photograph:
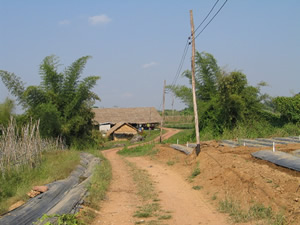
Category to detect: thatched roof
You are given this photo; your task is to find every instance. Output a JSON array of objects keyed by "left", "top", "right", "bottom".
[
  {"left": 106, "top": 122, "right": 137, "bottom": 137},
  {"left": 92, "top": 107, "right": 162, "bottom": 125}
]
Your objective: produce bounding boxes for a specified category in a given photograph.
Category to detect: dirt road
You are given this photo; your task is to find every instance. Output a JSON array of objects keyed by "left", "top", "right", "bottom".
[
  {"left": 92, "top": 148, "right": 140, "bottom": 225},
  {"left": 127, "top": 157, "right": 229, "bottom": 225},
  {"left": 93, "top": 129, "right": 229, "bottom": 225}
]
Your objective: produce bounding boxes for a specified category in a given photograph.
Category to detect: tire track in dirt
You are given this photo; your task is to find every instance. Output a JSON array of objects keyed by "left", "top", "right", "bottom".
[
  {"left": 127, "top": 157, "right": 229, "bottom": 225},
  {"left": 92, "top": 148, "right": 140, "bottom": 225},
  {"left": 93, "top": 128, "right": 229, "bottom": 225}
]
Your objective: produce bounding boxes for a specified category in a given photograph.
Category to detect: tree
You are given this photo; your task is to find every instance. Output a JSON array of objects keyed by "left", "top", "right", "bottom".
[
  {"left": 167, "top": 51, "right": 263, "bottom": 134},
  {"left": 0, "top": 98, "right": 15, "bottom": 127},
  {"left": 0, "top": 55, "right": 100, "bottom": 146},
  {"left": 167, "top": 52, "right": 220, "bottom": 108},
  {"left": 273, "top": 95, "right": 300, "bottom": 123}
]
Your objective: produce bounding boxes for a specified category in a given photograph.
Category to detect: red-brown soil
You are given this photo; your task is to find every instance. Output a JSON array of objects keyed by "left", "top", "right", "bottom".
[
  {"left": 152, "top": 141, "right": 300, "bottom": 224},
  {"left": 93, "top": 128, "right": 300, "bottom": 224}
]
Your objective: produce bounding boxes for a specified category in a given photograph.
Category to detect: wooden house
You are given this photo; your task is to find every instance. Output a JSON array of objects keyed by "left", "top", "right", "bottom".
[
  {"left": 106, "top": 122, "right": 138, "bottom": 141},
  {"left": 92, "top": 107, "right": 162, "bottom": 133}
]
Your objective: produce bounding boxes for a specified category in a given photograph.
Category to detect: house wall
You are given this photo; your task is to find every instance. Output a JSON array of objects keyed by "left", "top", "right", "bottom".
[
  {"left": 114, "top": 125, "right": 137, "bottom": 134},
  {"left": 99, "top": 124, "right": 111, "bottom": 133},
  {"left": 113, "top": 133, "right": 135, "bottom": 141}
]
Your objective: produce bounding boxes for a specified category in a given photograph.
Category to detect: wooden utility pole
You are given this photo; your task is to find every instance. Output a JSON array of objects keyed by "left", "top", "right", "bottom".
[
  {"left": 160, "top": 80, "right": 166, "bottom": 143},
  {"left": 190, "top": 10, "right": 200, "bottom": 156}
]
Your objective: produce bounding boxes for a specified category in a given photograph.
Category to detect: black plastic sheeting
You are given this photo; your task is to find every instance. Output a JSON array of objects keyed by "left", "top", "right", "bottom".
[
  {"left": 170, "top": 144, "right": 193, "bottom": 155},
  {"left": 222, "top": 136, "right": 300, "bottom": 148},
  {"left": 251, "top": 150, "right": 300, "bottom": 172},
  {"left": 0, "top": 153, "right": 100, "bottom": 225}
]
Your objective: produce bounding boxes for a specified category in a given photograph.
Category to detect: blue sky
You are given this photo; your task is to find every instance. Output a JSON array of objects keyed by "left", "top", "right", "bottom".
[{"left": 1, "top": 0, "right": 299, "bottom": 112}]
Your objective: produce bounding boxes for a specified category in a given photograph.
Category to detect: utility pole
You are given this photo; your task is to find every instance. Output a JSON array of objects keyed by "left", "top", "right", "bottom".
[
  {"left": 190, "top": 10, "right": 200, "bottom": 156},
  {"left": 160, "top": 80, "right": 166, "bottom": 143}
]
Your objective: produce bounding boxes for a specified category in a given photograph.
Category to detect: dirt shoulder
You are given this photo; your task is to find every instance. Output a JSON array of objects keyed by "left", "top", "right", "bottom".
[{"left": 151, "top": 142, "right": 300, "bottom": 224}]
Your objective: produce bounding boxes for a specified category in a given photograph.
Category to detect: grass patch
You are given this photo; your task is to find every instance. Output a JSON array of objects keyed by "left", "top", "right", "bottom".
[
  {"left": 124, "top": 160, "right": 172, "bottom": 224},
  {"left": 218, "top": 199, "right": 286, "bottom": 224},
  {"left": 188, "top": 162, "right": 201, "bottom": 181},
  {"left": 118, "top": 144, "right": 157, "bottom": 157},
  {"left": 84, "top": 149, "right": 112, "bottom": 209},
  {"left": 158, "top": 214, "right": 172, "bottom": 220},
  {"left": 163, "top": 129, "right": 195, "bottom": 145},
  {"left": 0, "top": 150, "right": 80, "bottom": 214},
  {"left": 125, "top": 160, "right": 156, "bottom": 201},
  {"left": 78, "top": 149, "right": 112, "bottom": 224},
  {"left": 192, "top": 185, "right": 203, "bottom": 190},
  {"left": 134, "top": 203, "right": 160, "bottom": 218},
  {"left": 166, "top": 160, "right": 175, "bottom": 166},
  {"left": 211, "top": 194, "right": 217, "bottom": 200}
]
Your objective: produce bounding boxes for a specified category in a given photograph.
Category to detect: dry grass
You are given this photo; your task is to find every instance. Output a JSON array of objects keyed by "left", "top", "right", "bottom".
[{"left": 0, "top": 118, "right": 65, "bottom": 176}]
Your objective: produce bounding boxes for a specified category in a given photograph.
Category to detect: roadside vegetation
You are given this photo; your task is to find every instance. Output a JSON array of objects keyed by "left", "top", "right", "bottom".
[
  {"left": 0, "top": 150, "right": 80, "bottom": 214},
  {"left": 78, "top": 149, "right": 112, "bottom": 224},
  {"left": 99, "top": 129, "right": 162, "bottom": 150},
  {"left": 165, "top": 51, "right": 299, "bottom": 142},
  {"left": 218, "top": 199, "right": 286, "bottom": 225},
  {"left": 118, "top": 144, "right": 157, "bottom": 157}
]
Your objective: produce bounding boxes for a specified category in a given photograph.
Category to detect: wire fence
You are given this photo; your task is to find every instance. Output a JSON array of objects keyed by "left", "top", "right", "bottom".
[{"left": 0, "top": 117, "right": 65, "bottom": 177}]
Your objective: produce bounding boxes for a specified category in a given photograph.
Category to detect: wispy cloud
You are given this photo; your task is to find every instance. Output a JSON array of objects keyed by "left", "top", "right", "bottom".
[
  {"left": 58, "top": 20, "right": 71, "bottom": 25},
  {"left": 88, "top": 14, "right": 111, "bottom": 25},
  {"left": 142, "top": 62, "right": 158, "bottom": 69}
]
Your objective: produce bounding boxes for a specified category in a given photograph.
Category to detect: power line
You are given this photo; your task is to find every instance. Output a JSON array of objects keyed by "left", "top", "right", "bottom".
[
  {"left": 158, "top": 38, "right": 189, "bottom": 110},
  {"left": 194, "top": 0, "right": 229, "bottom": 40},
  {"left": 193, "top": 0, "right": 220, "bottom": 35},
  {"left": 170, "top": 39, "right": 190, "bottom": 87}
]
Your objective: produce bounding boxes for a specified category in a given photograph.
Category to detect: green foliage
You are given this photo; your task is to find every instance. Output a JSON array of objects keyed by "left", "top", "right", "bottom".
[
  {"left": 219, "top": 199, "right": 286, "bottom": 224},
  {"left": 38, "top": 213, "right": 83, "bottom": 225},
  {"left": 0, "top": 55, "right": 100, "bottom": 148},
  {"left": 0, "top": 150, "right": 80, "bottom": 214},
  {"left": 167, "top": 51, "right": 266, "bottom": 135},
  {"left": 84, "top": 150, "right": 111, "bottom": 210},
  {"left": 189, "top": 163, "right": 201, "bottom": 179},
  {"left": 163, "top": 129, "right": 194, "bottom": 144},
  {"left": 0, "top": 98, "right": 14, "bottom": 127},
  {"left": 273, "top": 95, "right": 300, "bottom": 123},
  {"left": 118, "top": 144, "right": 157, "bottom": 157}
]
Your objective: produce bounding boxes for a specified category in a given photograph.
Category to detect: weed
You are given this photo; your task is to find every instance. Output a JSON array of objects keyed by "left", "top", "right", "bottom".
[
  {"left": 77, "top": 149, "right": 112, "bottom": 224},
  {"left": 37, "top": 213, "right": 84, "bottom": 225},
  {"left": 134, "top": 203, "right": 160, "bottom": 218},
  {"left": 84, "top": 150, "right": 112, "bottom": 210},
  {"left": 212, "top": 194, "right": 217, "bottom": 200},
  {"left": 158, "top": 214, "right": 172, "bottom": 220},
  {"left": 125, "top": 159, "right": 172, "bottom": 224},
  {"left": 125, "top": 160, "right": 156, "bottom": 201},
  {"left": 189, "top": 162, "right": 201, "bottom": 180},
  {"left": 192, "top": 185, "right": 203, "bottom": 190},
  {"left": 166, "top": 160, "right": 175, "bottom": 166},
  {"left": 219, "top": 199, "right": 287, "bottom": 224}
]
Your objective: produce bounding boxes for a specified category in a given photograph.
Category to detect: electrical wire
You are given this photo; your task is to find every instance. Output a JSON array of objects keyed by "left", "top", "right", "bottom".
[
  {"left": 193, "top": 0, "right": 220, "bottom": 36},
  {"left": 170, "top": 39, "right": 190, "bottom": 87},
  {"left": 194, "top": 0, "right": 229, "bottom": 40}
]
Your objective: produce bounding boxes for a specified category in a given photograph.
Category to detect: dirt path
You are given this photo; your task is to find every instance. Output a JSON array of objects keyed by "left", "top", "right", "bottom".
[
  {"left": 93, "top": 129, "right": 230, "bottom": 225},
  {"left": 92, "top": 148, "right": 140, "bottom": 225},
  {"left": 128, "top": 157, "right": 229, "bottom": 225}
]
